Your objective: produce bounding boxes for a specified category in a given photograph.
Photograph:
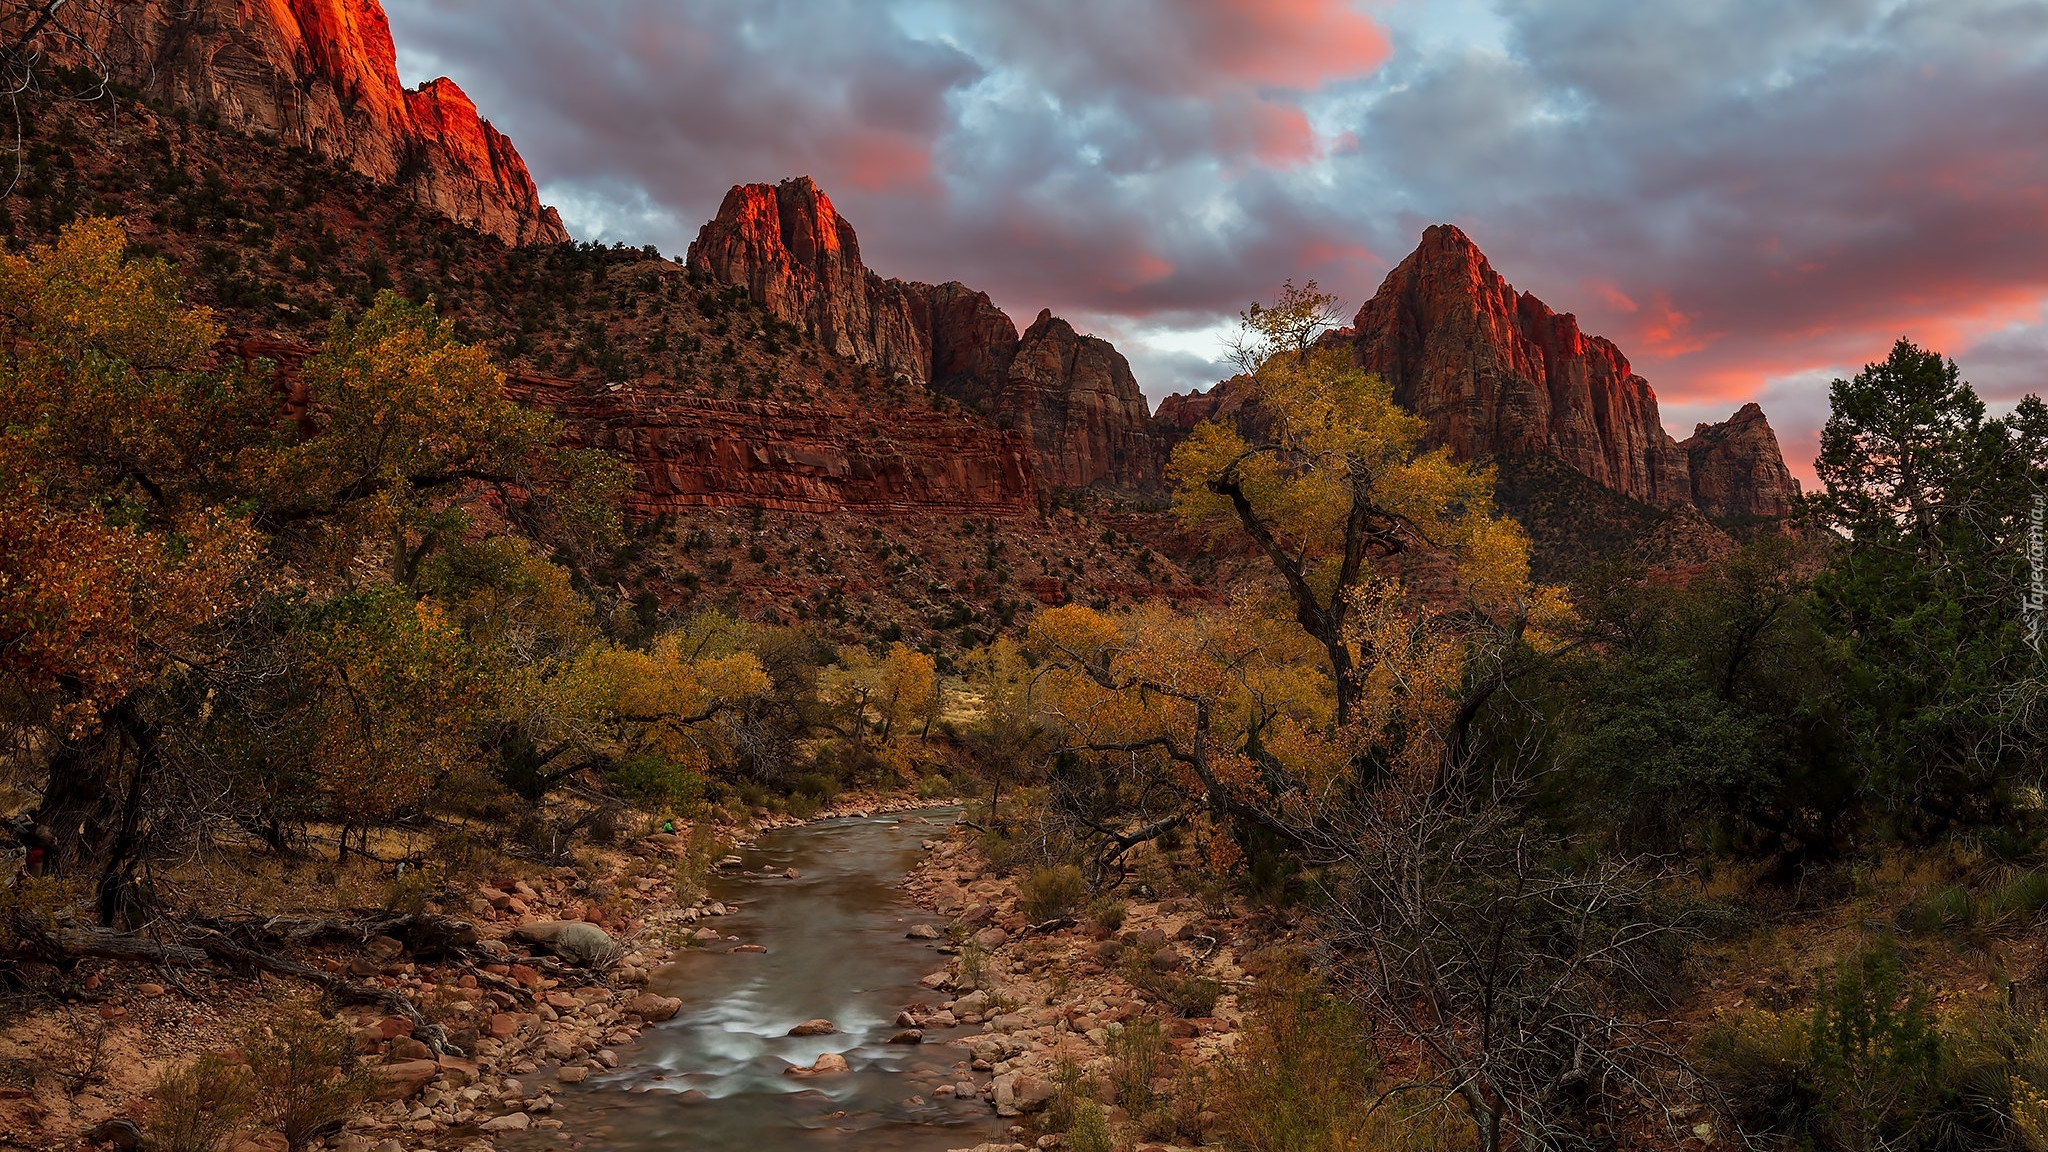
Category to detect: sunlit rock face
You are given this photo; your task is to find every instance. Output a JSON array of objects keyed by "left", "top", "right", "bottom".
[
  {"left": 63, "top": 0, "right": 565, "bottom": 245},
  {"left": 1349, "top": 223, "right": 1694, "bottom": 508},
  {"left": 688, "top": 177, "right": 1162, "bottom": 491},
  {"left": 1157, "top": 225, "right": 1797, "bottom": 522}
]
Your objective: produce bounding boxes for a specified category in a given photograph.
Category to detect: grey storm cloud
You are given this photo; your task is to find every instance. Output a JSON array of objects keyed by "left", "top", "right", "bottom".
[{"left": 383, "top": 0, "right": 2048, "bottom": 468}]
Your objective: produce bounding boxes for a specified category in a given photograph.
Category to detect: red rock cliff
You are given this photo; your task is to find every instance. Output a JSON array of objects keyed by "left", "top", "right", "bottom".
[
  {"left": 222, "top": 333, "right": 1038, "bottom": 517},
  {"left": 44, "top": 0, "right": 566, "bottom": 245},
  {"left": 687, "top": 177, "right": 1161, "bottom": 491}
]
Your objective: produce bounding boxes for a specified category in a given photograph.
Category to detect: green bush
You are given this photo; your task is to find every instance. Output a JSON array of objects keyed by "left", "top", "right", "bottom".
[
  {"left": 383, "top": 866, "right": 439, "bottom": 916},
  {"left": 1020, "top": 864, "right": 1088, "bottom": 923},
  {"left": 1067, "top": 1099, "right": 1114, "bottom": 1152},
  {"left": 1699, "top": 940, "right": 1958, "bottom": 1151},
  {"left": 146, "top": 1053, "right": 253, "bottom": 1152},
  {"left": 1212, "top": 968, "right": 1379, "bottom": 1152},
  {"left": 242, "top": 1012, "right": 372, "bottom": 1151},
  {"left": 606, "top": 753, "right": 705, "bottom": 812},
  {"left": 1088, "top": 894, "right": 1126, "bottom": 934},
  {"left": 1109, "top": 1017, "right": 1168, "bottom": 1118},
  {"left": 794, "top": 772, "right": 840, "bottom": 804},
  {"left": 1162, "top": 976, "right": 1223, "bottom": 1019},
  {"left": 1809, "top": 941, "right": 1943, "bottom": 1149}
]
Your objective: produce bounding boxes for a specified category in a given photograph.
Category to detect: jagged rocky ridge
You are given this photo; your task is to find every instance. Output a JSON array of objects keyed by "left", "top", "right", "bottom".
[
  {"left": 1160, "top": 225, "right": 1799, "bottom": 521},
  {"left": 687, "top": 178, "right": 1162, "bottom": 491},
  {"left": 38, "top": 0, "right": 566, "bottom": 245}
]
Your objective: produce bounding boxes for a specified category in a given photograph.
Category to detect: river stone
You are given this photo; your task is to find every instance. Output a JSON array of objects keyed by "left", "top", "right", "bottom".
[
  {"left": 992, "top": 1073, "right": 1019, "bottom": 1117},
  {"left": 556, "top": 1067, "right": 587, "bottom": 1084},
  {"left": 628, "top": 993, "right": 681, "bottom": 1022},
  {"left": 887, "top": 1029, "right": 923, "bottom": 1044},
  {"left": 1012, "top": 1075, "right": 1055, "bottom": 1113},
  {"left": 510, "top": 921, "right": 617, "bottom": 967},
  {"left": 905, "top": 924, "right": 941, "bottom": 940},
  {"left": 368, "top": 1060, "right": 440, "bottom": 1101},
  {"left": 479, "top": 1113, "right": 530, "bottom": 1132},
  {"left": 788, "top": 1019, "right": 837, "bottom": 1036},
  {"left": 784, "top": 1052, "right": 849, "bottom": 1077},
  {"left": 974, "top": 927, "right": 1008, "bottom": 949}
]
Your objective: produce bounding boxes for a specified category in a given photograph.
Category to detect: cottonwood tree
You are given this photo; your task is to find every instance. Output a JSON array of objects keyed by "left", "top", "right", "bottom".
[{"left": 1024, "top": 285, "right": 1693, "bottom": 1151}]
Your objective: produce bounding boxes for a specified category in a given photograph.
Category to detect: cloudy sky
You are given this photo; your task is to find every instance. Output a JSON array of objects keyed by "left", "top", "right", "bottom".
[{"left": 383, "top": 0, "right": 2048, "bottom": 481}]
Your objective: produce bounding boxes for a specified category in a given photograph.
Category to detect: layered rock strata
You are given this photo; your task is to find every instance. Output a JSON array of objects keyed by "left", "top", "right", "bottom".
[
  {"left": 687, "top": 177, "right": 1160, "bottom": 490},
  {"left": 222, "top": 334, "right": 1037, "bottom": 515},
  {"left": 518, "top": 377, "right": 1040, "bottom": 517},
  {"left": 40, "top": 0, "right": 565, "bottom": 245}
]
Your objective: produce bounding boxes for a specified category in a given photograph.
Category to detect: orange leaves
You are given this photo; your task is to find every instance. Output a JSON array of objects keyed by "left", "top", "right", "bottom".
[{"left": 1028, "top": 603, "right": 1124, "bottom": 665}]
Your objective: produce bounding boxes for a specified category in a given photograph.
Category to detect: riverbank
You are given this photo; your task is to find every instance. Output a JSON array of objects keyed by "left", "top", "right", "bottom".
[
  {"left": 901, "top": 828, "right": 1293, "bottom": 1152},
  {"left": 0, "top": 790, "right": 952, "bottom": 1152}
]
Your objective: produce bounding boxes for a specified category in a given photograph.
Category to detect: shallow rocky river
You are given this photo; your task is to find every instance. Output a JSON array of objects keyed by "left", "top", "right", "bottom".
[{"left": 506, "top": 808, "right": 1008, "bottom": 1152}]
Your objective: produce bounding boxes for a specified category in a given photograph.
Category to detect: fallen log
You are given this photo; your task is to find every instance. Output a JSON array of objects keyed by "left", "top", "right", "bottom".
[{"left": 3, "top": 913, "right": 462, "bottom": 1056}]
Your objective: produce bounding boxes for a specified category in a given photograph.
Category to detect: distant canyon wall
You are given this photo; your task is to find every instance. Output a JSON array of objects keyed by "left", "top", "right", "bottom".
[{"left": 687, "top": 177, "right": 1161, "bottom": 492}]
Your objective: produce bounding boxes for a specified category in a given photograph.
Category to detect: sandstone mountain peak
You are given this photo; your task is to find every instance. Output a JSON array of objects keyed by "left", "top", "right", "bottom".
[
  {"left": 59, "top": 0, "right": 566, "bottom": 245},
  {"left": 1351, "top": 222, "right": 1693, "bottom": 508},
  {"left": 688, "top": 177, "right": 1161, "bottom": 491},
  {"left": 1346, "top": 224, "right": 1796, "bottom": 519},
  {"left": 1156, "top": 226, "right": 1798, "bottom": 524}
]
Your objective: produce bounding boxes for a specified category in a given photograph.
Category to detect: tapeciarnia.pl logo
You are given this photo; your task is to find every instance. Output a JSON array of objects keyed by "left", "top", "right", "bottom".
[{"left": 2028, "top": 491, "right": 2045, "bottom": 655}]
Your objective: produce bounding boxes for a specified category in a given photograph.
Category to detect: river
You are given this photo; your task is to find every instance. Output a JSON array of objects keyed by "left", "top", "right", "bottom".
[{"left": 507, "top": 808, "right": 1008, "bottom": 1152}]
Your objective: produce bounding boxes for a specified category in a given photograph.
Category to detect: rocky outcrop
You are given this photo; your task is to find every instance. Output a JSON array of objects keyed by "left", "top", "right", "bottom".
[
  {"left": 1349, "top": 224, "right": 1692, "bottom": 507},
  {"left": 403, "top": 78, "right": 565, "bottom": 247},
  {"left": 44, "top": 0, "right": 565, "bottom": 245},
  {"left": 1679, "top": 403, "right": 1800, "bottom": 519},
  {"left": 687, "top": 177, "right": 1160, "bottom": 490},
  {"left": 1001, "top": 311, "right": 1158, "bottom": 489},
  {"left": 514, "top": 376, "right": 1039, "bottom": 517},
  {"left": 685, "top": 179, "right": 929, "bottom": 381}
]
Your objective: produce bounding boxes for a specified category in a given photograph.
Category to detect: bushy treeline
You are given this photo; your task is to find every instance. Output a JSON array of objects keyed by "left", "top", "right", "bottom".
[{"left": 0, "top": 222, "right": 953, "bottom": 930}]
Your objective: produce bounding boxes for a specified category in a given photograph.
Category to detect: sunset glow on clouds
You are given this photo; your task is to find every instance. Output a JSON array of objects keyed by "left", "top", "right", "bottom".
[{"left": 384, "top": 0, "right": 2048, "bottom": 480}]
